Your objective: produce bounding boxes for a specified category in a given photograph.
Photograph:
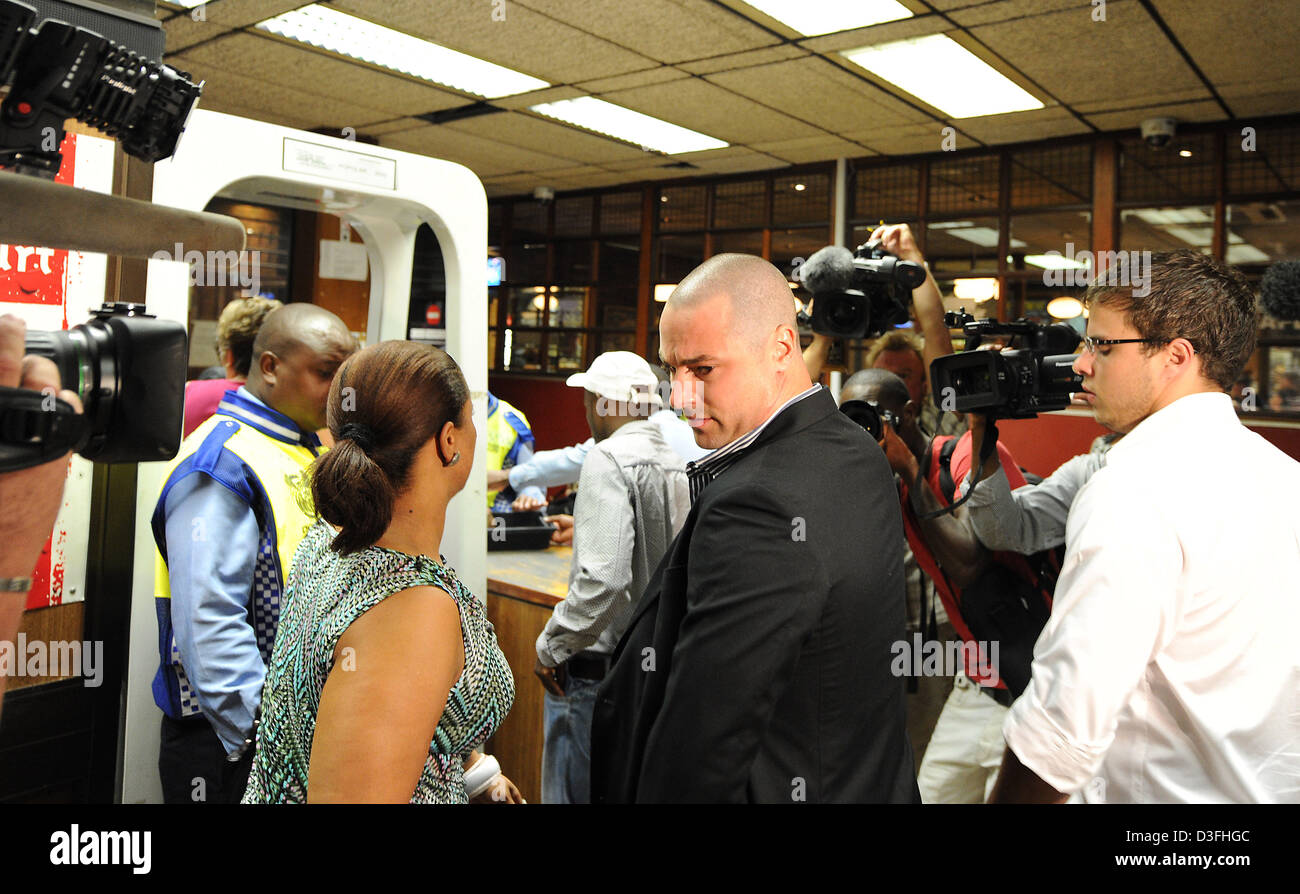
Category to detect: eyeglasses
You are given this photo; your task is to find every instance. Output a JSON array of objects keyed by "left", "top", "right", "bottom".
[{"left": 1080, "top": 336, "right": 1168, "bottom": 355}]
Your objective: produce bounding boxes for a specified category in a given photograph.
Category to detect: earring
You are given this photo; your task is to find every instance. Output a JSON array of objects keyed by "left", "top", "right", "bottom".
[{"left": 445, "top": 451, "right": 460, "bottom": 467}]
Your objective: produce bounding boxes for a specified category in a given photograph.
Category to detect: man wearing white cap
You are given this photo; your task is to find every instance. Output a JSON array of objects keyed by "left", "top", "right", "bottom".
[{"left": 533, "top": 351, "right": 690, "bottom": 803}]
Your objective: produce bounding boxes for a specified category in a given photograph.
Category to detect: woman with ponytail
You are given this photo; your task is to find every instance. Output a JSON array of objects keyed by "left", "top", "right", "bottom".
[{"left": 242, "top": 341, "right": 521, "bottom": 804}]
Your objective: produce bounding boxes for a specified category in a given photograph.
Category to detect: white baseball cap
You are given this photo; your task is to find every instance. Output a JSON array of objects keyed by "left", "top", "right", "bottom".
[{"left": 566, "top": 351, "right": 662, "bottom": 407}]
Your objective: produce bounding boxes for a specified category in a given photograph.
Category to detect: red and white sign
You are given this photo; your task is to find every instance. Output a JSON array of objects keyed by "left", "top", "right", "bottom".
[
  {"left": 425, "top": 303, "right": 442, "bottom": 326},
  {"left": 0, "top": 132, "right": 116, "bottom": 608}
]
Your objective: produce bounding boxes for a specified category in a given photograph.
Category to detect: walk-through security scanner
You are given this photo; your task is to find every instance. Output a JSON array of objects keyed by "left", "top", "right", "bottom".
[{"left": 122, "top": 109, "right": 490, "bottom": 803}]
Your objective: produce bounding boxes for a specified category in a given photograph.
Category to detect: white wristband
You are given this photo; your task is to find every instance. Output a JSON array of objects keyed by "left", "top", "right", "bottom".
[{"left": 464, "top": 753, "right": 501, "bottom": 798}]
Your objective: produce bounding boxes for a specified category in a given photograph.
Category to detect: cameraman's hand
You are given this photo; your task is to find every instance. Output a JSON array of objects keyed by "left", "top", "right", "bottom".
[
  {"left": 966, "top": 412, "right": 1001, "bottom": 482},
  {"left": 868, "top": 223, "right": 925, "bottom": 266},
  {"left": 878, "top": 425, "right": 919, "bottom": 483},
  {"left": 0, "top": 315, "right": 83, "bottom": 581}
]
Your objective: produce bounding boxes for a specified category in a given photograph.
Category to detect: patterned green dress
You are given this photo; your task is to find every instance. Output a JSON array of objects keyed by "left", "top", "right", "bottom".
[{"left": 242, "top": 518, "right": 515, "bottom": 804}]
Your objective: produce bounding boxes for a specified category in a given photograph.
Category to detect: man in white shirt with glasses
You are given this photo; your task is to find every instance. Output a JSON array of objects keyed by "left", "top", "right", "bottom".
[{"left": 991, "top": 249, "right": 1300, "bottom": 804}]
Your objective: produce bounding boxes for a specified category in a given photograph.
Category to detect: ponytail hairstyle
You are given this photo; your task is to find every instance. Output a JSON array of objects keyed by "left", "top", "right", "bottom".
[{"left": 311, "top": 340, "right": 470, "bottom": 555}]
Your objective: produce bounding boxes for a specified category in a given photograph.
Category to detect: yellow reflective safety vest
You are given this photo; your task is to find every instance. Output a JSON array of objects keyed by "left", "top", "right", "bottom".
[
  {"left": 485, "top": 392, "right": 536, "bottom": 508},
  {"left": 150, "top": 388, "right": 321, "bottom": 720}
]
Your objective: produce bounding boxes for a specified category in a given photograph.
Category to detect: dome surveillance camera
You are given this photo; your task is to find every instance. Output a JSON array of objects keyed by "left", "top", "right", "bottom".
[{"left": 1140, "top": 117, "right": 1177, "bottom": 149}]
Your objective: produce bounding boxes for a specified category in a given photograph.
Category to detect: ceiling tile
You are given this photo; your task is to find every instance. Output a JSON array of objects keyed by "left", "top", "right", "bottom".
[
  {"left": 1084, "top": 99, "right": 1227, "bottom": 131},
  {"left": 948, "top": 0, "right": 1094, "bottom": 28},
  {"left": 170, "top": 60, "right": 387, "bottom": 131},
  {"left": 601, "top": 78, "right": 823, "bottom": 143},
  {"left": 446, "top": 111, "right": 651, "bottom": 165},
  {"left": 957, "top": 107, "right": 1092, "bottom": 144},
  {"left": 511, "top": 0, "right": 778, "bottom": 64},
  {"left": 576, "top": 67, "right": 692, "bottom": 94},
  {"left": 380, "top": 124, "right": 576, "bottom": 178},
  {"left": 970, "top": 0, "right": 1203, "bottom": 107},
  {"left": 706, "top": 56, "right": 933, "bottom": 132},
  {"left": 1160, "top": 1, "right": 1300, "bottom": 117},
  {"left": 750, "top": 135, "right": 873, "bottom": 163},
  {"left": 676, "top": 45, "right": 808, "bottom": 76}
]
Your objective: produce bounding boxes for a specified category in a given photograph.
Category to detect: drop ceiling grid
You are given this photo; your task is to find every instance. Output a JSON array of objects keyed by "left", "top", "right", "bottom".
[
  {"left": 178, "top": 33, "right": 476, "bottom": 117},
  {"left": 508, "top": 0, "right": 780, "bottom": 64},
  {"left": 151, "top": 0, "right": 1298, "bottom": 197},
  {"left": 328, "top": 0, "right": 658, "bottom": 84}
]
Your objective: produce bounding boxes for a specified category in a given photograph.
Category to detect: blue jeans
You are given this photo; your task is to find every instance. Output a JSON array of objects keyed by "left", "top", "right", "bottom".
[{"left": 541, "top": 674, "right": 599, "bottom": 804}]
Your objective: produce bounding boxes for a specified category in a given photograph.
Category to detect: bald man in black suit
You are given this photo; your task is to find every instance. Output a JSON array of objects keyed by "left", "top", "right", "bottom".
[{"left": 590, "top": 254, "right": 918, "bottom": 803}]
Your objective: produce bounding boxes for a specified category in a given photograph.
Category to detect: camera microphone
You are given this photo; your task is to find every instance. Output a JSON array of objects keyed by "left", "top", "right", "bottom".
[
  {"left": 798, "top": 245, "right": 855, "bottom": 294},
  {"left": 1259, "top": 260, "right": 1300, "bottom": 322}
]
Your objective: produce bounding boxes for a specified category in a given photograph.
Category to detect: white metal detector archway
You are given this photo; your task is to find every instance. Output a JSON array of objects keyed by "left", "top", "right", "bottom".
[{"left": 122, "top": 109, "right": 489, "bottom": 802}]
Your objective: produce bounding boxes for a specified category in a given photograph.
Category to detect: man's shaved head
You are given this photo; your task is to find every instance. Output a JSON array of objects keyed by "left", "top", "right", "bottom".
[
  {"left": 669, "top": 253, "right": 796, "bottom": 344},
  {"left": 841, "top": 369, "right": 911, "bottom": 413},
  {"left": 246, "top": 303, "right": 355, "bottom": 432},
  {"left": 659, "top": 253, "right": 812, "bottom": 450},
  {"left": 252, "top": 302, "right": 354, "bottom": 361}
]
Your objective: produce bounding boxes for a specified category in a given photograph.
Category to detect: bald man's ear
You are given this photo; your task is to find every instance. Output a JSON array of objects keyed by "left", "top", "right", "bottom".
[
  {"left": 903, "top": 399, "right": 919, "bottom": 426},
  {"left": 257, "top": 350, "right": 278, "bottom": 386},
  {"left": 772, "top": 322, "right": 800, "bottom": 366}
]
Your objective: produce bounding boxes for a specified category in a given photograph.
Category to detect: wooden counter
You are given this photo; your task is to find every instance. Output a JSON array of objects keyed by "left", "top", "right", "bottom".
[{"left": 484, "top": 545, "right": 572, "bottom": 805}]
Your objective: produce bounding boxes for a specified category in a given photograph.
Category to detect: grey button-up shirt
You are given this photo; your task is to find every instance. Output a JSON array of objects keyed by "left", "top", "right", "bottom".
[{"left": 536, "top": 419, "right": 690, "bottom": 666}]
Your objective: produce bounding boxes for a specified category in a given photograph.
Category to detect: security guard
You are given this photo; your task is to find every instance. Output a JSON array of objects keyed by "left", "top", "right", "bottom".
[
  {"left": 486, "top": 391, "right": 546, "bottom": 512},
  {"left": 152, "top": 304, "right": 354, "bottom": 804}
]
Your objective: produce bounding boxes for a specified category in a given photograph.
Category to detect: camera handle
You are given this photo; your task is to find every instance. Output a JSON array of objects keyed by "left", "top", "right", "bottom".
[
  {"left": 0, "top": 385, "right": 85, "bottom": 472},
  {"left": 913, "top": 420, "right": 999, "bottom": 521}
]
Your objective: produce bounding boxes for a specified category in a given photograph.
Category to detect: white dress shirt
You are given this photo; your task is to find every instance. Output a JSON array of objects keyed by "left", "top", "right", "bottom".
[{"left": 1003, "top": 391, "right": 1300, "bottom": 803}]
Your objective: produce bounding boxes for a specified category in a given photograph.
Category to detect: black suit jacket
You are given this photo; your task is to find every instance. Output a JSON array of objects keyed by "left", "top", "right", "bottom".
[{"left": 590, "top": 388, "right": 919, "bottom": 803}]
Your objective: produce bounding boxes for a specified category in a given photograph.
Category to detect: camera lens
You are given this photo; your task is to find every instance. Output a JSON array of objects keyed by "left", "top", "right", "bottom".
[{"left": 840, "top": 399, "right": 883, "bottom": 442}]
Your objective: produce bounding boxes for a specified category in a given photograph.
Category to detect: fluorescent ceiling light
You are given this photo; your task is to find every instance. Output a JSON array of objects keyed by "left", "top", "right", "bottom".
[
  {"left": 1226, "top": 244, "right": 1270, "bottom": 264},
  {"left": 655, "top": 284, "right": 677, "bottom": 302},
  {"left": 256, "top": 4, "right": 549, "bottom": 98},
  {"left": 1164, "top": 226, "right": 1213, "bottom": 247},
  {"left": 953, "top": 278, "right": 998, "bottom": 303},
  {"left": 1025, "top": 254, "right": 1088, "bottom": 270},
  {"left": 743, "top": 0, "right": 912, "bottom": 37},
  {"left": 1131, "top": 208, "right": 1212, "bottom": 225},
  {"left": 530, "top": 97, "right": 727, "bottom": 154},
  {"left": 1047, "top": 296, "right": 1084, "bottom": 319},
  {"left": 931, "top": 224, "right": 1025, "bottom": 250},
  {"left": 842, "top": 34, "right": 1044, "bottom": 118}
]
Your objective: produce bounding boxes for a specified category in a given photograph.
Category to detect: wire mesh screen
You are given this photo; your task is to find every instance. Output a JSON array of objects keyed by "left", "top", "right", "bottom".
[
  {"left": 600, "top": 191, "right": 643, "bottom": 234},
  {"left": 659, "top": 185, "right": 707, "bottom": 231},
  {"left": 773, "top": 172, "right": 830, "bottom": 226},
  {"left": 713, "top": 178, "right": 767, "bottom": 228},
  {"left": 553, "top": 195, "right": 594, "bottom": 237},
  {"left": 1227, "top": 122, "right": 1300, "bottom": 196},
  {"left": 850, "top": 161, "right": 920, "bottom": 221},
  {"left": 929, "top": 154, "right": 1000, "bottom": 214},
  {"left": 1119, "top": 131, "right": 1217, "bottom": 203},
  {"left": 1010, "top": 143, "right": 1092, "bottom": 208},
  {"left": 511, "top": 200, "right": 549, "bottom": 240}
]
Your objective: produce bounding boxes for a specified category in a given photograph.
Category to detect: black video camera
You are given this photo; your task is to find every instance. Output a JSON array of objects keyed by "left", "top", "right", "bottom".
[
  {"left": 800, "top": 241, "right": 925, "bottom": 339},
  {"left": 0, "top": 0, "right": 202, "bottom": 176},
  {"left": 839, "top": 399, "right": 901, "bottom": 442},
  {"left": 929, "top": 311, "right": 1083, "bottom": 420},
  {"left": 1, "top": 302, "right": 187, "bottom": 472}
]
